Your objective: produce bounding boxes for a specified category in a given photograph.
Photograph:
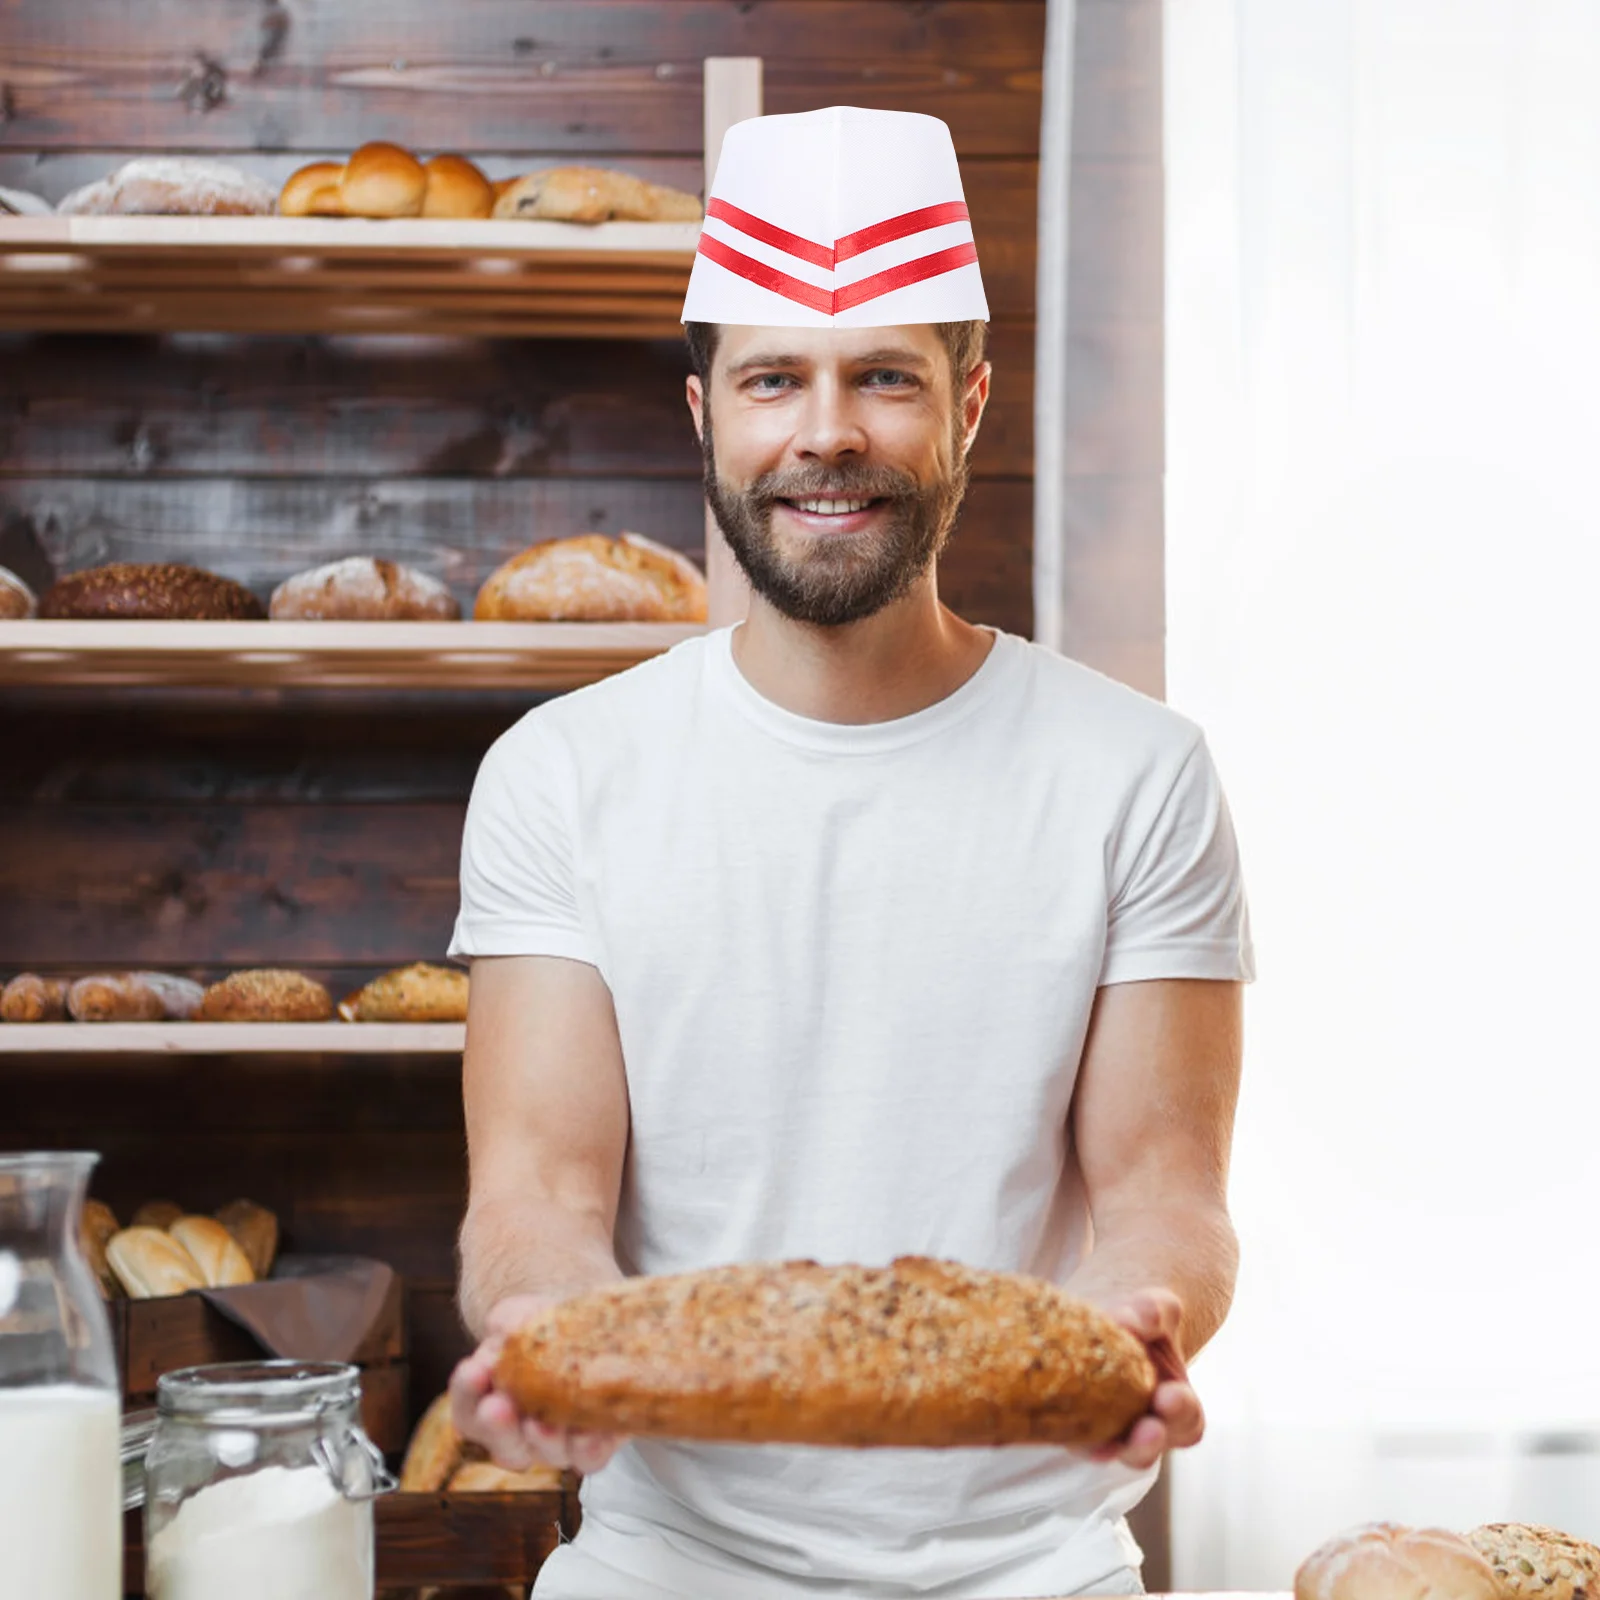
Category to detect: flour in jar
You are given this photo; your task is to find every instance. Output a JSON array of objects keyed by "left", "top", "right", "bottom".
[{"left": 146, "top": 1464, "right": 371, "bottom": 1600}]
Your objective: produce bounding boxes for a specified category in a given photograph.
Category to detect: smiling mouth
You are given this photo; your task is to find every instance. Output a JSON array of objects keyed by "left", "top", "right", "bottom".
[{"left": 777, "top": 497, "right": 888, "bottom": 516}]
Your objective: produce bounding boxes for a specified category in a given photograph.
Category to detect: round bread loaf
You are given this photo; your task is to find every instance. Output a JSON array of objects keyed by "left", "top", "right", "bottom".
[
  {"left": 338, "top": 142, "right": 427, "bottom": 218},
  {"left": 474, "top": 533, "right": 707, "bottom": 623},
  {"left": 1468, "top": 1522, "right": 1600, "bottom": 1600},
  {"left": 494, "top": 1256, "right": 1157, "bottom": 1449},
  {"left": 0, "top": 564, "right": 39, "bottom": 619},
  {"left": 198, "top": 969, "right": 334, "bottom": 1022},
  {"left": 1, "top": 973, "right": 69, "bottom": 1022},
  {"left": 40, "top": 563, "right": 264, "bottom": 621},
  {"left": 57, "top": 158, "right": 276, "bottom": 217},
  {"left": 269, "top": 556, "right": 460, "bottom": 621},
  {"left": 1295, "top": 1522, "right": 1504, "bottom": 1600},
  {"left": 338, "top": 962, "right": 469, "bottom": 1022},
  {"left": 421, "top": 154, "right": 495, "bottom": 219},
  {"left": 279, "top": 161, "right": 347, "bottom": 217}
]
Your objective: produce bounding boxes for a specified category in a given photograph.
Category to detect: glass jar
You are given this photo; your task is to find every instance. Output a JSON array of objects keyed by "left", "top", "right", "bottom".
[
  {"left": 144, "top": 1360, "right": 395, "bottom": 1600},
  {"left": 0, "top": 1150, "right": 122, "bottom": 1598}
]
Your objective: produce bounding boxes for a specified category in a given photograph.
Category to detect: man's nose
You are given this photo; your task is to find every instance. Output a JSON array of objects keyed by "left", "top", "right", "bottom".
[{"left": 792, "top": 382, "right": 868, "bottom": 460}]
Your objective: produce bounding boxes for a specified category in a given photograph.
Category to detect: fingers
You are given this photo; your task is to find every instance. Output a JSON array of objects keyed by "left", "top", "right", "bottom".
[
  {"left": 1086, "top": 1377, "right": 1206, "bottom": 1468},
  {"left": 450, "top": 1351, "right": 624, "bottom": 1473}
]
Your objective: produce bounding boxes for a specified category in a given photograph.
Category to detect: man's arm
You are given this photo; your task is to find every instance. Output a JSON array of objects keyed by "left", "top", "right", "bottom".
[
  {"left": 1065, "top": 976, "right": 1244, "bottom": 1467},
  {"left": 450, "top": 953, "right": 630, "bottom": 1472}
]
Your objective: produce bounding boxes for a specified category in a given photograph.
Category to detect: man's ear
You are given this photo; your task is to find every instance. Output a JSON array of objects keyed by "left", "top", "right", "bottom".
[
  {"left": 960, "top": 360, "right": 993, "bottom": 456},
  {"left": 686, "top": 374, "right": 706, "bottom": 445}
]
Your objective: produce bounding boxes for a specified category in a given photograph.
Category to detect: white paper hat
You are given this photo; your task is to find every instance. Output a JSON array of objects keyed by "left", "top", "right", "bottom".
[{"left": 682, "top": 106, "right": 989, "bottom": 328}]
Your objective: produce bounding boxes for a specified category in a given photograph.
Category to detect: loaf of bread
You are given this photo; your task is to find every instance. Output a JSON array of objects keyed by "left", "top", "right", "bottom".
[
  {"left": 169, "top": 1216, "right": 256, "bottom": 1288},
  {"left": 106, "top": 1226, "right": 206, "bottom": 1299},
  {"left": 40, "top": 563, "right": 264, "bottom": 621},
  {"left": 339, "top": 962, "right": 469, "bottom": 1022},
  {"left": 495, "top": 1256, "right": 1156, "bottom": 1449},
  {"left": 492, "top": 167, "right": 702, "bottom": 224},
  {"left": 0, "top": 185, "right": 53, "bottom": 217},
  {"left": 474, "top": 533, "right": 707, "bottom": 623},
  {"left": 447, "top": 1461, "right": 563, "bottom": 1493},
  {"left": 197, "top": 969, "right": 334, "bottom": 1022},
  {"left": 67, "top": 972, "right": 204, "bottom": 1023},
  {"left": 1, "top": 973, "right": 69, "bottom": 1022},
  {"left": 1295, "top": 1523, "right": 1504, "bottom": 1600},
  {"left": 214, "top": 1198, "right": 280, "bottom": 1279},
  {"left": 269, "top": 556, "right": 460, "bottom": 621},
  {"left": 279, "top": 146, "right": 493, "bottom": 220},
  {"left": 79, "top": 1199, "right": 121, "bottom": 1299},
  {"left": 132, "top": 1199, "right": 185, "bottom": 1230},
  {"left": 0, "top": 564, "right": 38, "bottom": 619},
  {"left": 399, "top": 1392, "right": 465, "bottom": 1492},
  {"left": 57, "top": 158, "right": 277, "bottom": 217},
  {"left": 1468, "top": 1522, "right": 1600, "bottom": 1600}
]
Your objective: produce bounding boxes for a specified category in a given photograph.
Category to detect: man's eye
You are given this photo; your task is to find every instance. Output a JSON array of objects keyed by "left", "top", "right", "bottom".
[
  {"left": 864, "top": 369, "right": 914, "bottom": 387},
  {"left": 749, "top": 373, "right": 795, "bottom": 392}
]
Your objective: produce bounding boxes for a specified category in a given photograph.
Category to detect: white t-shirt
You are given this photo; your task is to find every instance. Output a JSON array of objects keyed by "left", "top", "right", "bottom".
[{"left": 451, "top": 624, "right": 1254, "bottom": 1597}]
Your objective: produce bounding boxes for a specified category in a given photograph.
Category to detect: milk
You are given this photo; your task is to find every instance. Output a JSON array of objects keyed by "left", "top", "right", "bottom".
[{"left": 0, "top": 1384, "right": 122, "bottom": 1599}]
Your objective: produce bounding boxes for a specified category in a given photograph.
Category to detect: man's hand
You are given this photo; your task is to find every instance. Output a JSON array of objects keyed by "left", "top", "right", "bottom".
[
  {"left": 448, "top": 1294, "right": 625, "bottom": 1476},
  {"left": 1086, "top": 1287, "right": 1205, "bottom": 1471}
]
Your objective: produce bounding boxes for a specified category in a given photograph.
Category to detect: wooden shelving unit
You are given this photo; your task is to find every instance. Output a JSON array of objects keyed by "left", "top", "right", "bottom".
[
  {"left": 0, "top": 619, "right": 703, "bottom": 690},
  {"left": 0, "top": 216, "right": 700, "bottom": 339},
  {"left": 0, "top": 1022, "right": 465, "bottom": 1054}
]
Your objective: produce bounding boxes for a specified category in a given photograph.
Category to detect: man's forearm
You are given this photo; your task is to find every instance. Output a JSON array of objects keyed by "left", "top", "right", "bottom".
[
  {"left": 1065, "top": 1202, "right": 1239, "bottom": 1359},
  {"left": 458, "top": 1193, "right": 623, "bottom": 1339}
]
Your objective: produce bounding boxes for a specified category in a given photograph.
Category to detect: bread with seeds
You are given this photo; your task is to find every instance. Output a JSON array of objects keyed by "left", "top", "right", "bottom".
[{"left": 1468, "top": 1521, "right": 1600, "bottom": 1600}]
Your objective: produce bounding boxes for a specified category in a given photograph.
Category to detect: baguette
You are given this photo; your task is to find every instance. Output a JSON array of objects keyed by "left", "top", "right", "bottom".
[
  {"left": 106, "top": 1227, "right": 206, "bottom": 1300},
  {"left": 2, "top": 973, "right": 69, "bottom": 1023},
  {"left": 214, "top": 1198, "right": 280, "bottom": 1279},
  {"left": 339, "top": 962, "right": 468, "bottom": 1022},
  {"left": 169, "top": 1216, "right": 256, "bottom": 1288},
  {"left": 67, "top": 973, "right": 204, "bottom": 1023},
  {"left": 494, "top": 1256, "right": 1156, "bottom": 1449}
]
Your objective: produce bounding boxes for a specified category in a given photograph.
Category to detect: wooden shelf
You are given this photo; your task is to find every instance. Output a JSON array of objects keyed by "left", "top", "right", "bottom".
[
  {"left": 0, "top": 619, "right": 703, "bottom": 690},
  {"left": 0, "top": 215, "right": 700, "bottom": 338},
  {"left": 0, "top": 1022, "right": 464, "bottom": 1054}
]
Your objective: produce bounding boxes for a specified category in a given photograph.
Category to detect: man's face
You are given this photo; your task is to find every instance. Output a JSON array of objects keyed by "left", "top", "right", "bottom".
[{"left": 686, "top": 325, "right": 989, "bottom": 627}]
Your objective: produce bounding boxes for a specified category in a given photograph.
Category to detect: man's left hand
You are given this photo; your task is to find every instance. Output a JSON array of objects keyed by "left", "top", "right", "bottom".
[{"left": 1086, "top": 1287, "right": 1205, "bottom": 1471}]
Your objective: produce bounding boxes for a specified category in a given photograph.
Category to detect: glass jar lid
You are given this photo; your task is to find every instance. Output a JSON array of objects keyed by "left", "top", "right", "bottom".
[{"left": 156, "top": 1360, "right": 360, "bottom": 1428}]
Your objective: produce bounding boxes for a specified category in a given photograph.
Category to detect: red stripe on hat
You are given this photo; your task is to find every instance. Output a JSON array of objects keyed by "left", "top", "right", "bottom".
[
  {"left": 705, "top": 198, "right": 835, "bottom": 271},
  {"left": 834, "top": 201, "right": 971, "bottom": 263},
  {"left": 695, "top": 233, "right": 835, "bottom": 315},
  {"left": 832, "top": 240, "right": 981, "bottom": 312}
]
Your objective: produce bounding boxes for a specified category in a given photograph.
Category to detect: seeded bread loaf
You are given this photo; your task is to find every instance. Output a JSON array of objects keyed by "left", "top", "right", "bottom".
[
  {"left": 1295, "top": 1523, "right": 1504, "bottom": 1600},
  {"left": 40, "top": 563, "right": 264, "bottom": 620},
  {"left": 1468, "top": 1522, "right": 1600, "bottom": 1600},
  {"left": 1, "top": 973, "right": 69, "bottom": 1022},
  {"left": 494, "top": 1256, "right": 1156, "bottom": 1449},
  {"left": 339, "top": 962, "right": 468, "bottom": 1022},
  {"left": 197, "top": 969, "right": 333, "bottom": 1022},
  {"left": 269, "top": 556, "right": 460, "bottom": 621},
  {"left": 473, "top": 533, "right": 707, "bottom": 623}
]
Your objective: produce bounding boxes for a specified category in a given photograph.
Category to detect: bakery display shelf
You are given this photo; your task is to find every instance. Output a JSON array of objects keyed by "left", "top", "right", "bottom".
[
  {"left": 0, "top": 1021, "right": 465, "bottom": 1054},
  {"left": 0, "top": 215, "right": 700, "bottom": 338},
  {"left": 0, "top": 619, "right": 704, "bottom": 690}
]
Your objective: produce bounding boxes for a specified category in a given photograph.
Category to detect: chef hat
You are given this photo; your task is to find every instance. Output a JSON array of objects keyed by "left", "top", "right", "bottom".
[{"left": 682, "top": 106, "right": 989, "bottom": 328}]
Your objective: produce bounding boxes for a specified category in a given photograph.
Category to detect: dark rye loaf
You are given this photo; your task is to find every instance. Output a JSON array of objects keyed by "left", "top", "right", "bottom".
[{"left": 40, "top": 563, "right": 264, "bottom": 620}]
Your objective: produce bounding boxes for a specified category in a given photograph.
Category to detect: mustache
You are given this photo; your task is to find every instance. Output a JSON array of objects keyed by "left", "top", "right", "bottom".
[{"left": 742, "top": 463, "right": 922, "bottom": 507}]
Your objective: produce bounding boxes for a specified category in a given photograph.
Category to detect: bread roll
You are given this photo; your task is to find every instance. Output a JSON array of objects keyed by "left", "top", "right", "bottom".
[
  {"left": 492, "top": 166, "right": 701, "bottom": 223},
  {"left": 338, "top": 142, "right": 427, "bottom": 218},
  {"left": 1468, "top": 1522, "right": 1600, "bottom": 1600},
  {"left": 132, "top": 1199, "right": 185, "bottom": 1230},
  {"left": 399, "top": 1392, "right": 465, "bottom": 1492},
  {"left": 1295, "top": 1523, "right": 1503, "bottom": 1600},
  {"left": 0, "top": 564, "right": 38, "bottom": 620},
  {"left": 214, "top": 1199, "right": 280, "bottom": 1279},
  {"left": 197, "top": 969, "right": 334, "bottom": 1022},
  {"left": 40, "top": 563, "right": 264, "bottom": 621},
  {"left": 107, "top": 1227, "right": 206, "bottom": 1299},
  {"left": 495, "top": 1256, "right": 1156, "bottom": 1449},
  {"left": 339, "top": 962, "right": 469, "bottom": 1022},
  {"left": 57, "top": 158, "right": 276, "bottom": 217},
  {"left": 421, "top": 154, "right": 494, "bottom": 219},
  {"left": 447, "top": 1461, "right": 563, "bottom": 1493},
  {"left": 67, "top": 973, "right": 204, "bottom": 1023},
  {"left": 269, "top": 556, "right": 460, "bottom": 621},
  {"left": 278, "top": 161, "right": 346, "bottom": 217},
  {"left": 473, "top": 533, "right": 707, "bottom": 623},
  {"left": 1, "top": 973, "right": 69, "bottom": 1023},
  {"left": 169, "top": 1216, "right": 256, "bottom": 1288},
  {"left": 79, "top": 1198, "right": 121, "bottom": 1299}
]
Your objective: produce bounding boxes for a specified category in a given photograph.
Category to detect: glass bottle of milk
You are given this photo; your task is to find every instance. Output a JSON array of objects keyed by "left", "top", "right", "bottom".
[{"left": 0, "top": 1151, "right": 123, "bottom": 1599}]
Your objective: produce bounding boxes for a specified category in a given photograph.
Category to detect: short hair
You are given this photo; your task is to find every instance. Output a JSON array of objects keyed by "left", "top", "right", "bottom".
[{"left": 683, "top": 321, "right": 989, "bottom": 390}]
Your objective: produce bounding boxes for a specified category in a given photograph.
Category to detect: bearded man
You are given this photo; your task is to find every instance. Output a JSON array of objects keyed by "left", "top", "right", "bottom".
[{"left": 448, "top": 107, "right": 1254, "bottom": 1599}]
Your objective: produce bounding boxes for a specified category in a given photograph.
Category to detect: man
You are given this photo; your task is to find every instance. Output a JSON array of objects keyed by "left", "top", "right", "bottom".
[{"left": 449, "top": 106, "right": 1253, "bottom": 1598}]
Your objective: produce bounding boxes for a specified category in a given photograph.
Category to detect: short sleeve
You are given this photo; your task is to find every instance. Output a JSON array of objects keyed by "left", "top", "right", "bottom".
[
  {"left": 448, "top": 723, "right": 599, "bottom": 965},
  {"left": 1099, "top": 735, "right": 1255, "bottom": 986}
]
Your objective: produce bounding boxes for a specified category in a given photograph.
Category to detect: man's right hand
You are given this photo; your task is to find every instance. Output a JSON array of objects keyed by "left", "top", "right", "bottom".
[{"left": 448, "top": 1294, "right": 625, "bottom": 1476}]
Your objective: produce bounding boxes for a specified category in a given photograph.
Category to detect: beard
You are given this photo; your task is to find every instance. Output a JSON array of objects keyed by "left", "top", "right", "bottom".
[{"left": 701, "top": 407, "right": 971, "bottom": 627}]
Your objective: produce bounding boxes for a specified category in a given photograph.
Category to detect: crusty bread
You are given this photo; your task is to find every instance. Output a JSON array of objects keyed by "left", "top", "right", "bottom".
[
  {"left": 473, "top": 533, "right": 707, "bottom": 623},
  {"left": 447, "top": 1461, "right": 563, "bottom": 1493},
  {"left": 56, "top": 158, "right": 277, "bottom": 217},
  {"left": 421, "top": 154, "right": 495, "bottom": 219},
  {"left": 492, "top": 166, "right": 701, "bottom": 223},
  {"left": 269, "top": 556, "right": 460, "bottom": 621},
  {"left": 214, "top": 1198, "right": 280, "bottom": 1279},
  {"left": 2, "top": 973, "right": 69, "bottom": 1023},
  {"left": 337, "top": 142, "right": 428, "bottom": 217},
  {"left": 278, "top": 161, "right": 346, "bottom": 217},
  {"left": 339, "top": 962, "right": 469, "bottom": 1022},
  {"left": 399, "top": 1392, "right": 466, "bottom": 1492},
  {"left": 132, "top": 1199, "right": 184, "bottom": 1230},
  {"left": 1468, "top": 1522, "right": 1600, "bottom": 1600},
  {"left": 280, "top": 149, "right": 493, "bottom": 219},
  {"left": 67, "top": 972, "right": 204, "bottom": 1023},
  {"left": 79, "top": 1199, "right": 121, "bottom": 1299},
  {"left": 40, "top": 563, "right": 264, "bottom": 621},
  {"left": 198, "top": 969, "right": 334, "bottom": 1022},
  {"left": 0, "top": 564, "right": 38, "bottom": 619},
  {"left": 107, "top": 1227, "right": 206, "bottom": 1300},
  {"left": 169, "top": 1216, "right": 256, "bottom": 1288},
  {"left": 1295, "top": 1523, "right": 1504, "bottom": 1600},
  {"left": 495, "top": 1256, "right": 1156, "bottom": 1449}
]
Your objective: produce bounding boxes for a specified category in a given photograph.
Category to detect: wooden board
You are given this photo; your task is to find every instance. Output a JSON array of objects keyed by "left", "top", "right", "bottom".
[
  {"left": 0, "top": 1021, "right": 465, "bottom": 1053},
  {"left": 0, "top": 619, "right": 702, "bottom": 690}
]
